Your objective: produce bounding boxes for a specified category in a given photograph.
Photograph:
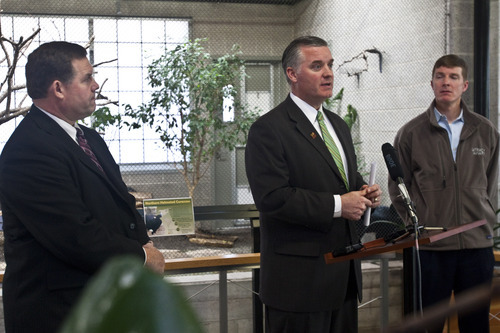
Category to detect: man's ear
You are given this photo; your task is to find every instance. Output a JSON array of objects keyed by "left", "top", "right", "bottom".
[
  {"left": 51, "top": 80, "right": 65, "bottom": 99},
  {"left": 286, "top": 67, "right": 298, "bottom": 83},
  {"left": 462, "top": 80, "right": 469, "bottom": 93}
]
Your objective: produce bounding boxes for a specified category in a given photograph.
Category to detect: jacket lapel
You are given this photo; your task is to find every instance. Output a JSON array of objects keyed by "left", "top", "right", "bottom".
[
  {"left": 285, "top": 97, "right": 346, "bottom": 183},
  {"left": 78, "top": 126, "right": 132, "bottom": 202},
  {"left": 31, "top": 107, "right": 131, "bottom": 206}
]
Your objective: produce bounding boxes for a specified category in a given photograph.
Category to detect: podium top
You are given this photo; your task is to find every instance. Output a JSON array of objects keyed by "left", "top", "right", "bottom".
[{"left": 324, "top": 219, "right": 487, "bottom": 264}]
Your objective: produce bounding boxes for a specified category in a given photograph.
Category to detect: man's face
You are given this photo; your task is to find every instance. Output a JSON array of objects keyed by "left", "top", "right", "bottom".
[
  {"left": 287, "top": 46, "right": 334, "bottom": 109},
  {"left": 431, "top": 66, "right": 468, "bottom": 107},
  {"left": 60, "top": 58, "right": 99, "bottom": 122}
]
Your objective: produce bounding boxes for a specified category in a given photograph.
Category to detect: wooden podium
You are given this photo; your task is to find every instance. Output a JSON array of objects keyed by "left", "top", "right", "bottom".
[{"left": 324, "top": 219, "right": 487, "bottom": 264}]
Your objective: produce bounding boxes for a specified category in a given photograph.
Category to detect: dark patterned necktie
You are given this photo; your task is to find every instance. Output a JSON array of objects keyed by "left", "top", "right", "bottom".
[{"left": 76, "top": 128, "right": 105, "bottom": 173}]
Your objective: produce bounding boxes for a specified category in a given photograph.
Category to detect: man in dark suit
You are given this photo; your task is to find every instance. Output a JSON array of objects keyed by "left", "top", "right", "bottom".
[
  {"left": 245, "top": 36, "right": 382, "bottom": 333},
  {"left": 0, "top": 41, "right": 165, "bottom": 333}
]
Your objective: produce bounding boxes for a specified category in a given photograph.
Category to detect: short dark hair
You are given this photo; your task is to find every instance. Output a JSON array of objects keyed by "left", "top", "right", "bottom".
[
  {"left": 25, "top": 41, "right": 88, "bottom": 99},
  {"left": 432, "top": 54, "right": 468, "bottom": 81},
  {"left": 281, "top": 36, "right": 329, "bottom": 84}
]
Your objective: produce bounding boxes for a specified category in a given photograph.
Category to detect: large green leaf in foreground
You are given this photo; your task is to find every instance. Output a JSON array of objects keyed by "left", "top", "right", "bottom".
[{"left": 60, "top": 256, "right": 203, "bottom": 333}]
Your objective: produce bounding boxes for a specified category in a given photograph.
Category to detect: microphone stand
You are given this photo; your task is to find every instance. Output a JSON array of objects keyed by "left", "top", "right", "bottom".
[
  {"left": 395, "top": 177, "right": 448, "bottom": 318},
  {"left": 396, "top": 177, "right": 419, "bottom": 235},
  {"left": 395, "top": 176, "right": 422, "bottom": 318}
]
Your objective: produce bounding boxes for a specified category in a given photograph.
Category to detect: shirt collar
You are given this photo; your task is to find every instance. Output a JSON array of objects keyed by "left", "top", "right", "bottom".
[
  {"left": 433, "top": 107, "right": 464, "bottom": 125},
  {"left": 36, "top": 106, "right": 79, "bottom": 143},
  {"left": 290, "top": 92, "right": 324, "bottom": 126}
]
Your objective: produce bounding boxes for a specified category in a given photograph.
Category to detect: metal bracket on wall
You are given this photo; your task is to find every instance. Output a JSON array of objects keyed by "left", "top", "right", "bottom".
[{"left": 337, "top": 47, "right": 384, "bottom": 87}]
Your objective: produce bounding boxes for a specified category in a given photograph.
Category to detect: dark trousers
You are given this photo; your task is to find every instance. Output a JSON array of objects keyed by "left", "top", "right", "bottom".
[
  {"left": 419, "top": 248, "right": 494, "bottom": 333},
  {"left": 264, "top": 272, "right": 358, "bottom": 333}
]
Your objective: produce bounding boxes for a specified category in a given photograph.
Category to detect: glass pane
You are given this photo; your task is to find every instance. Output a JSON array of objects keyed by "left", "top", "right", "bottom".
[
  {"left": 94, "top": 66, "right": 119, "bottom": 92},
  {"left": 117, "top": 19, "right": 141, "bottom": 43},
  {"left": 117, "top": 43, "right": 143, "bottom": 67},
  {"left": 94, "top": 19, "right": 116, "bottom": 42},
  {"left": 165, "top": 21, "right": 189, "bottom": 43},
  {"left": 120, "top": 139, "right": 144, "bottom": 164},
  {"left": 94, "top": 42, "right": 118, "bottom": 66},
  {"left": 38, "top": 17, "right": 66, "bottom": 41},
  {"left": 144, "top": 139, "right": 167, "bottom": 163},
  {"left": 142, "top": 20, "right": 165, "bottom": 43},
  {"left": 65, "top": 18, "right": 90, "bottom": 42},
  {"left": 12, "top": 17, "right": 39, "bottom": 41},
  {"left": 118, "top": 67, "right": 145, "bottom": 91}
]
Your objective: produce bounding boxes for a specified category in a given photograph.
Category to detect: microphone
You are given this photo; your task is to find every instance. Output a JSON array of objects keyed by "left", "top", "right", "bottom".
[
  {"left": 382, "top": 143, "right": 419, "bottom": 226},
  {"left": 381, "top": 142, "right": 404, "bottom": 181}
]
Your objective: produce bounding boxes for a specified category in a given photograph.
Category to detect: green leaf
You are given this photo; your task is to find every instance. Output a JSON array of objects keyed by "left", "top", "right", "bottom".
[
  {"left": 89, "top": 107, "right": 122, "bottom": 132},
  {"left": 59, "top": 256, "right": 203, "bottom": 333},
  {"left": 344, "top": 104, "right": 358, "bottom": 130}
]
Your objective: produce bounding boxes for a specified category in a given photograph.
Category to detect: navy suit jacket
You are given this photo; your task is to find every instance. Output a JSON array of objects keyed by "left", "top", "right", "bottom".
[
  {"left": 245, "top": 95, "right": 364, "bottom": 312},
  {"left": 0, "top": 105, "right": 150, "bottom": 332}
]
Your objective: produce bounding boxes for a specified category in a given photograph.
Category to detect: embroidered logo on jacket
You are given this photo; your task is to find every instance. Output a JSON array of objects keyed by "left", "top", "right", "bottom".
[{"left": 472, "top": 147, "right": 486, "bottom": 155}]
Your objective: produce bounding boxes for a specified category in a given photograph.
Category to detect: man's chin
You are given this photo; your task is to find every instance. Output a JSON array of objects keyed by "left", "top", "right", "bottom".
[{"left": 322, "top": 92, "right": 333, "bottom": 100}]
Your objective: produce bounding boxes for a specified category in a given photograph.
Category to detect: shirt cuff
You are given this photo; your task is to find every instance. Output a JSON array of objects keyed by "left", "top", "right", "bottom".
[
  {"left": 143, "top": 247, "right": 147, "bottom": 265},
  {"left": 333, "top": 194, "right": 342, "bottom": 218}
]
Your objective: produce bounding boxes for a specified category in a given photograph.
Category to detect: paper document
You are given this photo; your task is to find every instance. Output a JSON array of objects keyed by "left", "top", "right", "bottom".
[{"left": 363, "top": 162, "right": 377, "bottom": 227}]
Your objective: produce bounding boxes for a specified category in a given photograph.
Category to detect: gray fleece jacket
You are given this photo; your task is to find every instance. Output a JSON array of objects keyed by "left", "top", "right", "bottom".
[{"left": 389, "top": 100, "right": 499, "bottom": 250}]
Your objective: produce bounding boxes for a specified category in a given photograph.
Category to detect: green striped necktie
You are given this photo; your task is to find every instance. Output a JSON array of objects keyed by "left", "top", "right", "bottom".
[{"left": 317, "top": 110, "right": 349, "bottom": 190}]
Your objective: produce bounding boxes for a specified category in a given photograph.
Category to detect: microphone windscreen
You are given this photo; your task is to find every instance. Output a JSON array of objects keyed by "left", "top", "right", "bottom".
[{"left": 382, "top": 143, "right": 404, "bottom": 181}]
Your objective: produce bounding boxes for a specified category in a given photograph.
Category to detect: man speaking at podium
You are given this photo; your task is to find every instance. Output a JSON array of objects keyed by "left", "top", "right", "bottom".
[
  {"left": 389, "top": 54, "right": 499, "bottom": 332},
  {"left": 245, "top": 36, "right": 381, "bottom": 333}
]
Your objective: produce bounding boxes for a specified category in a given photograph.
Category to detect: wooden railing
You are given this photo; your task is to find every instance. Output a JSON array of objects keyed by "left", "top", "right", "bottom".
[{"left": 164, "top": 253, "right": 260, "bottom": 273}]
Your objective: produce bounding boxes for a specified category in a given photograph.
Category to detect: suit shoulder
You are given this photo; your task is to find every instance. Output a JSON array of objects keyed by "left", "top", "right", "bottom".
[{"left": 250, "top": 100, "right": 291, "bottom": 129}]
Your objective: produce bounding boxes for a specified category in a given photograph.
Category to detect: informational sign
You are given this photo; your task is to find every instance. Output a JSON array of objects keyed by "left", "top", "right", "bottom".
[{"left": 142, "top": 197, "right": 195, "bottom": 236}]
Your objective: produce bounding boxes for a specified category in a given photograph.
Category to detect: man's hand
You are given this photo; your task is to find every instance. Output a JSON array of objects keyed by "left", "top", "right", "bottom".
[
  {"left": 360, "top": 184, "right": 382, "bottom": 208},
  {"left": 340, "top": 189, "right": 372, "bottom": 221},
  {"left": 340, "top": 184, "right": 382, "bottom": 221},
  {"left": 143, "top": 241, "right": 165, "bottom": 274}
]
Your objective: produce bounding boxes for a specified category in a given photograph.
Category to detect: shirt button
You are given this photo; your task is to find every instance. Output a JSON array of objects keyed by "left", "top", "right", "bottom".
[{"left": 130, "top": 223, "right": 136, "bottom": 230}]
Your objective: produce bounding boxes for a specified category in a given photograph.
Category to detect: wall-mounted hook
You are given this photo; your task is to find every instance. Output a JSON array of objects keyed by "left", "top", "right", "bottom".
[{"left": 365, "top": 48, "right": 383, "bottom": 73}]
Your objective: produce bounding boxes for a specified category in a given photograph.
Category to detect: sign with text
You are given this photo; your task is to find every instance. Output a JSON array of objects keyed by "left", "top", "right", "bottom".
[{"left": 142, "top": 197, "right": 195, "bottom": 236}]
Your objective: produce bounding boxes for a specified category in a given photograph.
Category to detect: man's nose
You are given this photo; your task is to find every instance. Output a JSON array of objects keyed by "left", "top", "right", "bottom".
[{"left": 92, "top": 80, "right": 100, "bottom": 91}]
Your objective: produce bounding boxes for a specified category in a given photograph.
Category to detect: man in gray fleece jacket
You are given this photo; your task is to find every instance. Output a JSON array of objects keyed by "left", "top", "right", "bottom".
[{"left": 389, "top": 54, "right": 499, "bottom": 333}]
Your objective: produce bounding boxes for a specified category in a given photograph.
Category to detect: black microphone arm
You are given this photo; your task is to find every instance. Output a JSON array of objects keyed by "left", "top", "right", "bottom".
[{"left": 382, "top": 143, "right": 420, "bottom": 231}]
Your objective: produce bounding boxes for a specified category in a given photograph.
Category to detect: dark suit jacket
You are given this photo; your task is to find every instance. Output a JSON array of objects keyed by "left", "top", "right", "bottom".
[
  {"left": 0, "top": 106, "right": 150, "bottom": 333},
  {"left": 245, "top": 95, "right": 364, "bottom": 312}
]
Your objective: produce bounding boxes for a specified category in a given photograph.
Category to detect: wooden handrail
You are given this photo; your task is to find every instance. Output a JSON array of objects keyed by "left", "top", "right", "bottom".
[
  {"left": 0, "top": 253, "right": 261, "bottom": 283},
  {"left": 164, "top": 253, "right": 260, "bottom": 271}
]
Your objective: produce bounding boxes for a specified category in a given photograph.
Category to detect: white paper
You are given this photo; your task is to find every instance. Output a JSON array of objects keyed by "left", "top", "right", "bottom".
[{"left": 363, "top": 162, "right": 377, "bottom": 226}]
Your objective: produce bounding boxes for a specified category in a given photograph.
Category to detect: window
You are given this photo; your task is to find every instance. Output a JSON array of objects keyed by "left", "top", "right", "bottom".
[{"left": 0, "top": 15, "right": 190, "bottom": 164}]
